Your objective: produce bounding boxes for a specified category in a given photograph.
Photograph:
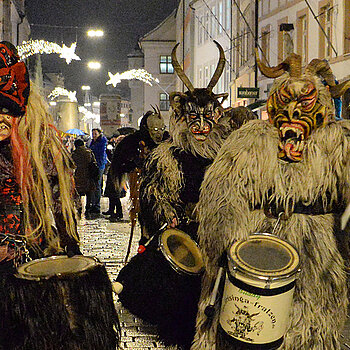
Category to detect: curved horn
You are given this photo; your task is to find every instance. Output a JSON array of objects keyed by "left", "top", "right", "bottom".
[
  {"left": 171, "top": 43, "right": 195, "bottom": 93},
  {"left": 304, "top": 59, "right": 336, "bottom": 86},
  {"left": 330, "top": 80, "right": 350, "bottom": 99},
  {"left": 256, "top": 49, "right": 302, "bottom": 78},
  {"left": 151, "top": 104, "right": 157, "bottom": 114},
  {"left": 207, "top": 40, "right": 226, "bottom": 92}
]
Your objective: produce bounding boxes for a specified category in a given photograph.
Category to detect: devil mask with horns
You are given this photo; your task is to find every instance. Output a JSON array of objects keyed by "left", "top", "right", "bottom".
[
  {"left": 257, "top": 52, "right": 350, "bottom": 162},
  {"left": 170, "top": 41, "right": 228, "bottom": 143}
]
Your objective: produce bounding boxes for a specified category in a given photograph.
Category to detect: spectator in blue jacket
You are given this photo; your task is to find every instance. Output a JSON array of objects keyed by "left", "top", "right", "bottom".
[{"left": 87, "top": 128, "right": 108, "bottom": 216}]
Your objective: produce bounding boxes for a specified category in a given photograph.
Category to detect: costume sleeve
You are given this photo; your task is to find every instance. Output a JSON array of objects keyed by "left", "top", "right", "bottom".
[{"left": 139, "top": 142, "right": 183, "bottom": 234}]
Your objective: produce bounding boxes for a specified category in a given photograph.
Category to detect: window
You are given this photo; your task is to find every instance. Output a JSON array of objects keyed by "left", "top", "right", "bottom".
[
  {"left": 297, "top": 13, "right": 308, "bottom": 65},
  {"left": 159, "top": 93, "right": 170, "bottom": 111},
  {"left": 319, "top": 4, "right": 333, "bottom": 59},
  {"left": 261, "top": 26, "right": 270, "bottom": 64},
  {"left": 218, "top": 2, "right": 223, "bottom": 35},
  {"left": 225, "top": 0, "right": 231, "bottom": 31},
  {"left": 198, "top": 13, "right": 203, "bottom": 45},
  {"left": 204, "top": 66, "right": 209, "bottom": 85},
  {"left": 325, "top": 6, "right": 333, "bottom": 58},
  {"left": 204, "top": 12, "right": 209, "bottom": 41},
  {"left": 159, "top": 56, "right": 174, "bottom": 74},
  {"left": 211, "top": 6, "right": 216, "bottom": 37}
]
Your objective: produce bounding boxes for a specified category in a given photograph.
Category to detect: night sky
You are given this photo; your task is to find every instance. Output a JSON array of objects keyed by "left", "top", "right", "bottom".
[{"left": 25, "top": 0, "right": 178, "bottom": 102}]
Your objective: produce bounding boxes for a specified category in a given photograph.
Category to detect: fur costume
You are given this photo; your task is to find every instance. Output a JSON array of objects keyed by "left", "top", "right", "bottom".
[
  {"left": 0, "top": 42, "right": 120, "bottom": 350},
  {"left": 192, "top": 54, "right": 350, "bottom": 349},
  {"left": 116, "top": 41, "right": 257, "bottom": 349}
]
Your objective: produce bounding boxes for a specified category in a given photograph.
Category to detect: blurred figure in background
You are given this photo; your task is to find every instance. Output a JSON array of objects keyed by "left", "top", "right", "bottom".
[
  {"left": 88, "top": 128, "right": 108, "bottom": 216},
  {"left": 71, "top": 138, "right": 97, "bottom": 218},
  {"left": 103, "top": 133, "right": 127, "bottom": 221}
]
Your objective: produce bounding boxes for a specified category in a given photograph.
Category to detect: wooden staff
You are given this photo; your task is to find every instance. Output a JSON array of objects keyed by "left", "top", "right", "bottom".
[{"left": 124, "top": 168, "right": 140, "bottom": 264}]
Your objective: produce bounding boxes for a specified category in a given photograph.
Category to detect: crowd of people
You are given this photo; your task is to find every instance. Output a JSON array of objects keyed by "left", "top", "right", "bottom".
[{"left": 1, "top": 36, "right": 350, "bottom": 350}]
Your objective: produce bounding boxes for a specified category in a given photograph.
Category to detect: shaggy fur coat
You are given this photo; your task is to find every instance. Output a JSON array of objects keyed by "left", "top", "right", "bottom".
[
  {"left": 192, "top": 119, "right": 350, "bottom": 350},
  {"left": 117, "top": 108, "right": 257, "bottom": 349}
]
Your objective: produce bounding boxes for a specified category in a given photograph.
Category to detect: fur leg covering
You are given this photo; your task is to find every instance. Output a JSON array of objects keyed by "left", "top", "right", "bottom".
[
  {"left": 117, "top": 245, "right": 201, "bottom": 349},
  {"left": 0, "top": 264, "right": 120, "bottom": 350},
  {"left": 192, "top": 120, "right": 350, "bottom": 350}
]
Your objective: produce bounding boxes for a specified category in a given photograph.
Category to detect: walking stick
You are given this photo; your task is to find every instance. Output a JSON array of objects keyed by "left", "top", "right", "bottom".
[{"left": 124, "top": 169, "right": 140, "bottom": 264}]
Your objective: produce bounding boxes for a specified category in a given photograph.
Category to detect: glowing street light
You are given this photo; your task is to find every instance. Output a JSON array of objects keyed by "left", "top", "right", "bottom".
[
  {"left": 81, "top": 85, "right": 91, "bottom": 91},
  {"left": 87, "top": 61, "right": 101, "bottom": 70},
  {"left": 87, "top": 29, "right": 104, "bottom": 37}
]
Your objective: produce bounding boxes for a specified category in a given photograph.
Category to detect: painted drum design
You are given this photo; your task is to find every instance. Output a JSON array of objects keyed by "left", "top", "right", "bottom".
[{"left": 219, "top": 233, "right": 300, "bottom": 347}]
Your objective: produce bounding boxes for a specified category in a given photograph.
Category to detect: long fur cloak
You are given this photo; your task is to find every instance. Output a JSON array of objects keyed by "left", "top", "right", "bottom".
[{"left": 192, "top": 119, "right": 350, "bottom": 349}]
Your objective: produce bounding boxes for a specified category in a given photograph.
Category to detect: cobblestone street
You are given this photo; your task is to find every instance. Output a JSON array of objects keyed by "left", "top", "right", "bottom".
[
  {"left": 77, "top": 195, "right": 350, "bottom": 350},
  {"left": 78, "top": 195, "right": 176, "bottom": 350}
]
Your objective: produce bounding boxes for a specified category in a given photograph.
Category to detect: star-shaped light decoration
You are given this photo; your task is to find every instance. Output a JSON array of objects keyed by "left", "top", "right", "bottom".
[
  {"left": 106, "top": 72, "right": 122, "bottom": 87},
  {"left": 17, "top": 40, "right": 81, "bottom": 64},
  {"left": 48, "top": 87, "right": 77, "bottom": 102},
  {"left": 59, "top": 43, "right": 81, "bottom": 64},
  {"left": 106, "top": 69, "right": 159, "bottom": 87}
]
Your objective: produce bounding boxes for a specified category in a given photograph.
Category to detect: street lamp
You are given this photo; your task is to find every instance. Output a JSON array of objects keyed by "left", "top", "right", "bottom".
[
  {"left": 87, "top": 61, "right": 101, "bottom": 70},
  {"left": 87, "top": 29, "right": 104, "bottom": 37},
  {"left": 81, "top": 85, "right": 91, "bottom": 91}
]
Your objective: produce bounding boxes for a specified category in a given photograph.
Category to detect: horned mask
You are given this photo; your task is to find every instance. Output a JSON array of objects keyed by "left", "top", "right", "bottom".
[
  {"left": 257, "top": 52, "right": 350, "bottom": 162},
  {"left": 170, "top": 40, "right": 228, "bottom": 142}
]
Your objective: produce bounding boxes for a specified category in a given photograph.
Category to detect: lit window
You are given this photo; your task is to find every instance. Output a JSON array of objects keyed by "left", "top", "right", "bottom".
[
  {"left": 160, "top": 56, "right": 174, "bottom": 74},
  {"left": 160, "top": 93, "right": 170, "bottom": 111}
]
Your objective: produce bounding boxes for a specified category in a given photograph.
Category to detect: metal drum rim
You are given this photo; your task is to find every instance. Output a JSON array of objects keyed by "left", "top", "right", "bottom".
[
  {"left": 159, "top": 228, "right": 204, "bottom": 275},
  {"left": 228, "top": 233, "right": 300, "bottom": 280},
  {"left": 15, "top": 255, "right": 101, "bottom": 281}
]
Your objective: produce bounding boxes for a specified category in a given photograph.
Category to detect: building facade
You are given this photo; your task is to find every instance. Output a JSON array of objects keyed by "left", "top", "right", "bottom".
[
  {"left": 0, "top": 0, "right": 30, "bottom": 45},
  {"left": 170, "top": 0, "right": 350, "bottom": 118},
  {"left": 138, "top": 10, "right": 177, "bottom": 128}
]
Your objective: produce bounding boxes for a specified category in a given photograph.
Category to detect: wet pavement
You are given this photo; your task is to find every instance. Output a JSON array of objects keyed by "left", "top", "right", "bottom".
[
  {"left": 77, "top": 195, "right": 350, "bottom": 350},
  {"left": 78, "top": 195, "right": 176, "bottom": 349}
]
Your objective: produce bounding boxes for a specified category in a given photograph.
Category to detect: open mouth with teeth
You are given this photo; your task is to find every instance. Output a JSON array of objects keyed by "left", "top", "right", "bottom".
[
  {"left": 278, "top": 122, "right": 307, "bottom": 162},
  {"left": 190, "top": 124, "right": 211, "bottom": 141}
]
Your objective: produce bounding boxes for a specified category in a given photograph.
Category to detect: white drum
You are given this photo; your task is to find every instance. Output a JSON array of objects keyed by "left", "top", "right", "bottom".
[{"left": 219, "top": 233, "right": 300, "bottom": 348}]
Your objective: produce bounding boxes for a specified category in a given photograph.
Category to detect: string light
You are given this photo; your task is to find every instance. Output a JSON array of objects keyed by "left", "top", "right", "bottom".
[
  {"left": 17, "top": 40, "right": 81, "bottom": 64},
  {"left": 48, "top": 87, "right": 77, "bottom": 102},
  {"left": 106, "top": 69, "right": 159, "bottom": 87}
]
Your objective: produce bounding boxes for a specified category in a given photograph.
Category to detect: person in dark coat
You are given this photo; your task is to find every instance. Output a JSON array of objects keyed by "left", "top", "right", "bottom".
[
  {"left": 102, "top": 135, "right": 126, "bottom": 221},
  {"left": 71, "top": 138, "right": 97, "bottom": 217},
  {"left": 87, "top": 128, "right": 108, "bottom": 215},
  {"left": 110, "top": 108, "right": 169, "bottom": 237}
]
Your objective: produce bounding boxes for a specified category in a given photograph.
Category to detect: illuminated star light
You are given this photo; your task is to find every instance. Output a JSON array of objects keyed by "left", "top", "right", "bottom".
[
  {"left": 106, "top": 69, "right": 159, "bottom": 87},
  {"left": 48, "top": 87, "right": 77, "bottom": 102},
  {"left": 59, "top": 43, "right": 81, "bottom": 64},
  {"left": 17, "top": 40, "right": 81, "bottom": 64}
]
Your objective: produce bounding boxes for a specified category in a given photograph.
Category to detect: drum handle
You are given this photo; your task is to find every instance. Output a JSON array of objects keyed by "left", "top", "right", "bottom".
[{"left": 204, "top": 253, "right": 227, "bottom": 319}]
